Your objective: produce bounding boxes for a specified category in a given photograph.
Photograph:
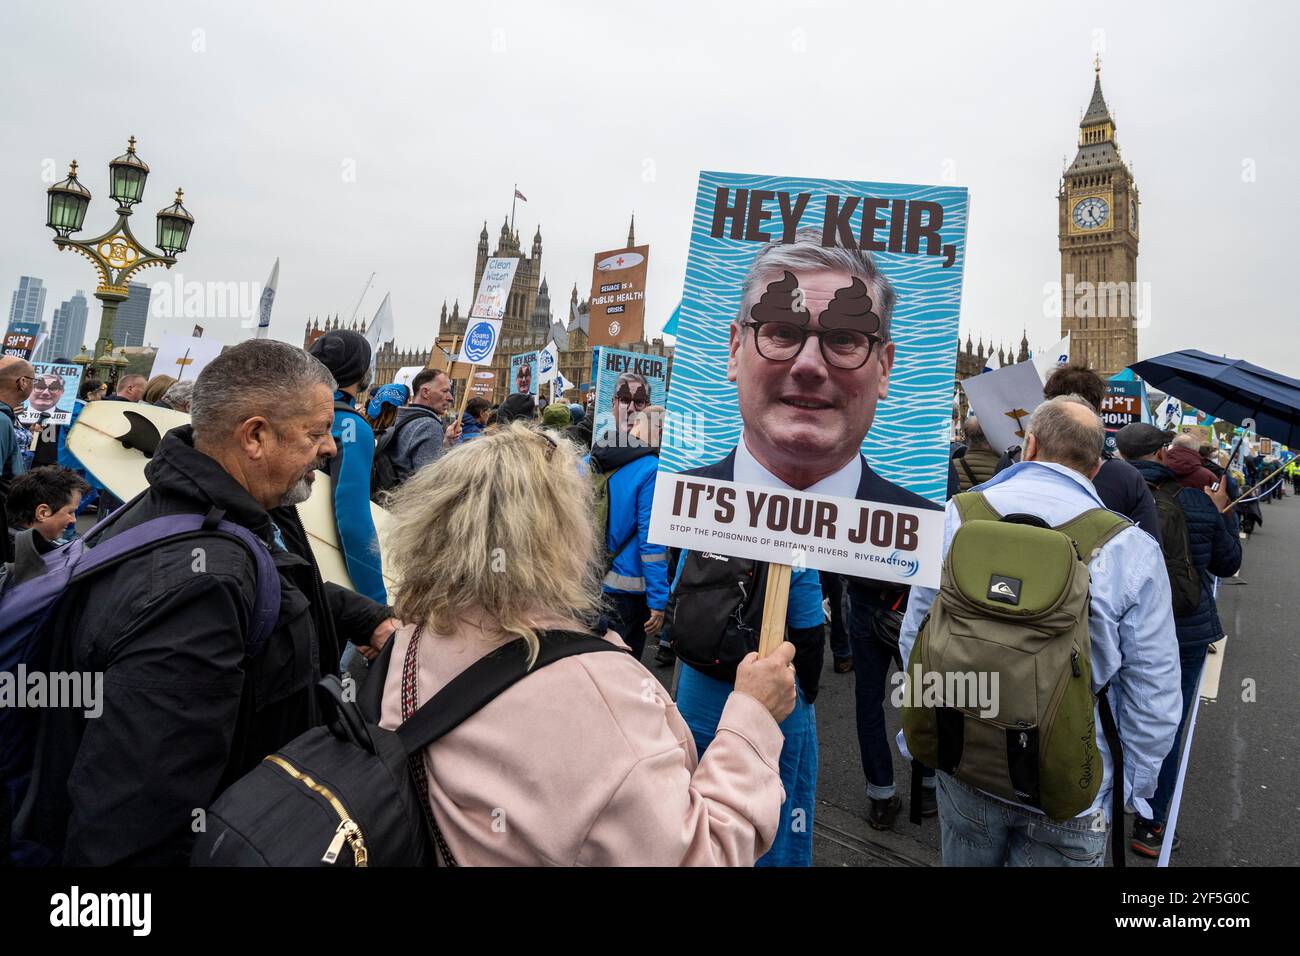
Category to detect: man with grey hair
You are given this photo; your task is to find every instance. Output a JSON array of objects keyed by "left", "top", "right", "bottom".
[
  {"left": 898, "top": 394, "right": 1182, "bottom": 866},
  {"left": 16, "top": 339, "right": 395, "bottom": 865}
]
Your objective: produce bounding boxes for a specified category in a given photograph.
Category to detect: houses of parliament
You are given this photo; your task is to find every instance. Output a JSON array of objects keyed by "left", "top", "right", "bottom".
[
  {"left": 302, "top": 64, "right": 1136, "bottom": 408},
  {"left": 305, "top": 216, "right": 672, "bottom": 404}
]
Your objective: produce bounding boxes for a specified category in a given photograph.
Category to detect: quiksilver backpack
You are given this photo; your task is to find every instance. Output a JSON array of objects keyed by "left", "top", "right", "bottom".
[{"left": 901, "top": 493, "right": 1130, "bottom": 837}]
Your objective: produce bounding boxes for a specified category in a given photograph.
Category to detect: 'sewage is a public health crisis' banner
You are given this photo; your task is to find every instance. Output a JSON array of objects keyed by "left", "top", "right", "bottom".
[
  {"left": 587, "top": 245, "right": 650, "bottom": 346},
  {"left": 651, "top": 171, "right": 968, "bottom": 588}
]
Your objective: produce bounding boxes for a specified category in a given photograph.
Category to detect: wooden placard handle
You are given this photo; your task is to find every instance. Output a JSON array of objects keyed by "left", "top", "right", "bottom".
[
  {"left": 758, "top": 562, "right": 793, "bottom": 658},
  {"left": 455, "top": 364, "right": 478, "bottom": 419}
]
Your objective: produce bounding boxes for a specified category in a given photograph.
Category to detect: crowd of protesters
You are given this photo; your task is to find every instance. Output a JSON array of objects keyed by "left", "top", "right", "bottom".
[{"left": 0, "top": 334, "right": 1276, "bottom": 867}]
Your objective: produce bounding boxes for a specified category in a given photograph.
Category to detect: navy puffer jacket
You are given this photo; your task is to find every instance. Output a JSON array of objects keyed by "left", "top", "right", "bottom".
[{"left": 1130, "top": 459, "right": 1242, "bottom": 646}]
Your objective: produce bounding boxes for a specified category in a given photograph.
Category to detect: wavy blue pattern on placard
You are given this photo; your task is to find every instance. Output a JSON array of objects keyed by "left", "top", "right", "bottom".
[{"left": 659, "top": 171, "right": 968, "bottom": 502}]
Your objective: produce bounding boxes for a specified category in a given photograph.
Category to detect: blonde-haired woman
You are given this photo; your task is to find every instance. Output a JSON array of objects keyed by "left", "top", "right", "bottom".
[{"left": 380, "top": 422, "right": 795, "bottom": 866}]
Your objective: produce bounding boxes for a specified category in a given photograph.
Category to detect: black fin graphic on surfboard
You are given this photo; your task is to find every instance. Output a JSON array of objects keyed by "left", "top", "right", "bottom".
[{"left": 119, "top": 410, "right": 163, "bottom": 458}]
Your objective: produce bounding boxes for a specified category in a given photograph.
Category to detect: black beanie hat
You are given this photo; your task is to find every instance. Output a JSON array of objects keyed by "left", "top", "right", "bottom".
[
  {"left": 497, "top": 392, "right": 537, "bottom": 424},
  {"left": 308, "top": 330, "right": 371, "bottom": 388}
]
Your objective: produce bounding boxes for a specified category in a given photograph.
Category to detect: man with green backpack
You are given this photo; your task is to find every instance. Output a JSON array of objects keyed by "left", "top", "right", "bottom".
[{"left": 898, "top": 395, "right": 1182, "bottom": 866}]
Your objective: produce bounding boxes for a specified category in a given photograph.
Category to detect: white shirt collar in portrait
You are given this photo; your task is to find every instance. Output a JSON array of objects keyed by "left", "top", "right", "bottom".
[{"left": 734, "top": 430, "right": 862, "bottom": 498}]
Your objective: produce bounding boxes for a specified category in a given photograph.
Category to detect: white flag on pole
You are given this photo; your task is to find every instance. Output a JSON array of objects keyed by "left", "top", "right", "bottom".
[
  {"left": 1032, "top": 334, "right": 1071, "bottom": 385},
  {"left": 254, "top": 258, "right": 280, "bottom": 340},
  {"left": 365, "top": 292, "right": 396, "bottom": 368},
  {"left": 538, "top": 340, "right": 560, "bottom": 383},
  {"left": 553, "top": 371, "right": 572, "bottom": 400},
  {"left": 1158, "top": 395, "right": 1182, "bottom": 431}
]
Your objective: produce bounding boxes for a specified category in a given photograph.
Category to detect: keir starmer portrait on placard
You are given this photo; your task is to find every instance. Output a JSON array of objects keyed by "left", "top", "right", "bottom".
[{"left": 650, "top": 173, "right": 969, "bottom": 588}]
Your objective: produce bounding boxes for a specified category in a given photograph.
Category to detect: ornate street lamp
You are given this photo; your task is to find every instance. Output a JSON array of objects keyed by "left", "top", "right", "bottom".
[
  {"left": 108, "top": 137, "right": 150, "bottom": 206},
  {"left": 47, "top": 161, "right": 92, "bottom": 238},
  {"left": 44, "top": 136, "right": 194, "bottom": 374},
  {"left": 156, "top": 188, "right": 194, "bottom": 256}
]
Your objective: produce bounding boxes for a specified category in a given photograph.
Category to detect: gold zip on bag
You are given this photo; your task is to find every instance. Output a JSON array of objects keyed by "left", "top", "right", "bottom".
[{"left": 265, "top": 755, "right": 370, "bottom": 866}]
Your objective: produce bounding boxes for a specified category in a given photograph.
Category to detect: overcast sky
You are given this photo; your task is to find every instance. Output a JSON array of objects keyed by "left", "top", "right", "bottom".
[{"left": 1, "top": 0, "right": 1295, "bottom": 373}]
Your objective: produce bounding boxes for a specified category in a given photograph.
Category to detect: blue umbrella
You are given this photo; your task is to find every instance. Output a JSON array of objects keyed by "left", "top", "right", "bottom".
[{"left": 1130, "top": 350, "right": 1300, "bottom": 448}]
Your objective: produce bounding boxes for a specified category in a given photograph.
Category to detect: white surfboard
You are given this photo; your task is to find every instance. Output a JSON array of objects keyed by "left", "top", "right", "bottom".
[{"left": 65, "top": 400, "right": 396, "bottom": 595}]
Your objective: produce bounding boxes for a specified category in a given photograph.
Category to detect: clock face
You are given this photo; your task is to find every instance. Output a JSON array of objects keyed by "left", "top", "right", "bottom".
[
  {"left": 1129, "top": 198, "right": 1138, "bottom": 231},
  {"left": 1073, "top": 196, "right": 1109, "bottom": 229}
]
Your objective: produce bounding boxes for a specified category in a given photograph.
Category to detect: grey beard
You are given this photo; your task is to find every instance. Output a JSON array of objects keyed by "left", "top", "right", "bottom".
[{"left": 280, "top": 476, "right": 315, "bottom": 507}]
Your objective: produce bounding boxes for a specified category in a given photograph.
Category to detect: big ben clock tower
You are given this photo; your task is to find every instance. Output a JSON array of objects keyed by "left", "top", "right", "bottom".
[{"left": 1059, "top": 59, "right": 1140, "bottom": 376}]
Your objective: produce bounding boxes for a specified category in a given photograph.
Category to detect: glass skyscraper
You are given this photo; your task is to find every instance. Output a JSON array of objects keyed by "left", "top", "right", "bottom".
[
  {"left": 112, "top": 281, "right": 152, "bottom": 348},
  {"left": 49, "top": 290, "right": 90, "bottom": 361}
]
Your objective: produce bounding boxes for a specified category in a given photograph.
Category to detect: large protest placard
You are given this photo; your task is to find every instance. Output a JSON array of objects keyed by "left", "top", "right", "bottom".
[
  {"left": 3, "top": 321, "right": 40, "bottom": 360},
  {"left": 510, "top": 351, "right": 538, "bottom": 396},
  {"left": 591, "top": 345, "right": 669, "bottom": 444},
  {"left": 17, "top": 361, "right": 84, "bottom": 426},
  {"left": 150, "top": 333, "right": 224, "bottom": 382},
  {"left": 650, "top": 171, "right": 968, "bottom": 588},
  {"left": 457, "top": 257, "right": 519, "bottom": 367},
  {"left": 587, "top": 245, "right": 650, "bottom": 346},
  {"left": 960, "top": 360, "right": 1045, "bottom": 457},
  {"left": 1178, "top": 422, "right": 1213, "bottom": 447}
]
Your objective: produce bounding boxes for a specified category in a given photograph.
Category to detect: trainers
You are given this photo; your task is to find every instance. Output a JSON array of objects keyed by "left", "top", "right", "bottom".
[
  {"left": 653, "top": 644, "right": 677, "bottom": 667},
  {"left": 868, "top": 795, "right": 901, "bottom": 831},
  {"left": 1131, "top": 819, "right": 1181, "bottom": 858},
  {"left": 834, "top": 657, "right": 854, "bottom": 674}
]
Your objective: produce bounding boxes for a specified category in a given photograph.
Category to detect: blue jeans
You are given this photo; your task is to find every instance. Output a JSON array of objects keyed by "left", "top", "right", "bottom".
[
  {"left": 849, "top": 598, "right": 936, "bottom": 800},
  {"left": 936, "top": 771, "right": 1108, "bottom": 867},
  {"left": 1147, "top": 642, "right": 1209, "bottom": 825},
  {"left": 675, "top": 663, "right": 817, "bottom": 867}
]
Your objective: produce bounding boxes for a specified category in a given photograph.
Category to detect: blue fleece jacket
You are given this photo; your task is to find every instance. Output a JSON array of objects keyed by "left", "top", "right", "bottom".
[
  {"left": 588, "top": 443, "right": 668, "bottom": 610},
  {"left": 330, "top": 391, "right": 387, "bottom": 604}
]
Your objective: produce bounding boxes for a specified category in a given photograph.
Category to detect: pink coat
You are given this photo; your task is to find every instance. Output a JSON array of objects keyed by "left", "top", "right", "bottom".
[{"left": 378, "top": 619, "right": 785, "bottom": 866}]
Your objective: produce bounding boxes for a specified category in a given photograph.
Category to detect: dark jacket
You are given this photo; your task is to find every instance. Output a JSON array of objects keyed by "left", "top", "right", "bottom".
[
  {"left": 1130, "top": 459, "right": 1241, "bottom": 646},
  {"left": 17, "top": 426, "right": 390, "bottom": 865},
  {"left": 996, "top": 449, "right": 1161, "bottom": 544}
]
